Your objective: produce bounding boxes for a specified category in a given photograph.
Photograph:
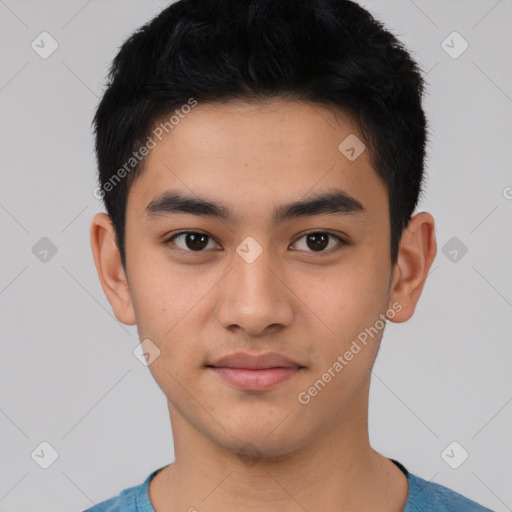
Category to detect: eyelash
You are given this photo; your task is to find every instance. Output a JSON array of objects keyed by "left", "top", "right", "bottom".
[{"left": 163, "top": 230, "right": 347, "bottom": 255}]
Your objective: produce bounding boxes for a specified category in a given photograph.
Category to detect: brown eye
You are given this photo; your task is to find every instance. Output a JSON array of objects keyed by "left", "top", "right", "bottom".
[
  {"left": 291, "top": 231, "right": 345, "bottom": 253},
  {"left": 306, "top": 232, "right": 329, "bottom": 251},
  {"left": 167, "top": 232, "right": 217, "bottom": 251}
]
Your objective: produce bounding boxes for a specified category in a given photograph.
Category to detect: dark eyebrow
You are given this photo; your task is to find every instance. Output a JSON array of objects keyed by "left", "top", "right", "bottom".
[
  {"left": 144, "top": 188, "right": 366, "bottom": 224},
  {"left": 273, "top": 189, "right": 365, "bottom": 223}
]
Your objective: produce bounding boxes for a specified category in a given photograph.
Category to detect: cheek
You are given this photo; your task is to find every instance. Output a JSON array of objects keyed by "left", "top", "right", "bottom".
[
  {"left": 297, "top": 263, "right": 386, "bottom": 333},
  {"left": 128, "top": 256, "right": 197, "bottom": 333},
  {"left": 135, "top": 268, "right": 209, "bottom": 397},
  {"left": 128, "top": 258, "right": 218, "bottom": 371},
  {"left": 291, "top": 257, "right": 389, "bottom": 385},
  {"left": 293, "top": 270, "right": 385, "bottom": 418}
]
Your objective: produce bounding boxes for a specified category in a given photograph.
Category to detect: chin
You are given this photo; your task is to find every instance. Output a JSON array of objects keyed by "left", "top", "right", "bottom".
[
  {"left": 210, "top": 414, "right": 312, "bottom": 461},
  {"left": 226, "top": 437, "right": 299, "bottom": 461}
]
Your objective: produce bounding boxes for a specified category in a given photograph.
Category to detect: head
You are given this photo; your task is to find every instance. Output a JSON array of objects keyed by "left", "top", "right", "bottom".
[{"left": 91, "top": 0, "right": 436, "bottom": 459}]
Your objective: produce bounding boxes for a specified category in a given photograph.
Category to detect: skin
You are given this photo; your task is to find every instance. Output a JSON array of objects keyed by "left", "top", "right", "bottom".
[{"left": 90, "top": 99, "right": 436, "bottom": 512}]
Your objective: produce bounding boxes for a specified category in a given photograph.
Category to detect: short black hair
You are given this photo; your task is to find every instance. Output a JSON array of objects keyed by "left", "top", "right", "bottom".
[{"left": 93, "top": 0, "right": 429, "bottom": 270}]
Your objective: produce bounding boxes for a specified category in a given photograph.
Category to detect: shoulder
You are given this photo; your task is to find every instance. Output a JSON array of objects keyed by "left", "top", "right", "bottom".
[
  {"left": 81, "top": 469, "right": 159, "bottom": 512},
  {"left": 81, "top": 483, "right": 140, "bottom": 512},
  {"left": 405, "top": 472, "right": 494, "bottom": 512}
]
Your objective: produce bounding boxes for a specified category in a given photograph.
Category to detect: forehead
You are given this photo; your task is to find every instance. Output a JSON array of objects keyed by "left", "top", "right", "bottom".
[{"left": 127, "top": 99, "right": 388, "bottom": 226}]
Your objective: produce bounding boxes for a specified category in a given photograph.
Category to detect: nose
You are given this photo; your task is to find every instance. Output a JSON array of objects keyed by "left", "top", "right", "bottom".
[{"left": 216, "top": 246, "right": 294, "bottom": 337}]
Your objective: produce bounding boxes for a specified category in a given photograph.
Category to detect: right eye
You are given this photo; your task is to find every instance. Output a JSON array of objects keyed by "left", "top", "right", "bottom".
[{"left": 164, "top": 231, "right": 221, "bottom": 252}]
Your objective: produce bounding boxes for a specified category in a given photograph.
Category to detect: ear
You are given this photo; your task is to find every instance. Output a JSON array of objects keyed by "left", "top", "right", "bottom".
[
  {"left": 90, "top": 213, "right": 136, "bottom": 325},
  {"left": 387, "top": 212, "right": 437, "bottom": 323}
]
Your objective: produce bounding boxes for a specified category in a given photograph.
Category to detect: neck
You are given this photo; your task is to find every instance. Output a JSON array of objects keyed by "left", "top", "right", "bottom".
[{"left": 149, "top": 379, "right": 408, "bottom": 512}]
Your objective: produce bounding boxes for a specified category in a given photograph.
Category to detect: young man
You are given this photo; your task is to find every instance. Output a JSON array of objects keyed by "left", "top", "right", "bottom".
[{"left": 86, "top": 0, "right": 492, "bottom": 510}]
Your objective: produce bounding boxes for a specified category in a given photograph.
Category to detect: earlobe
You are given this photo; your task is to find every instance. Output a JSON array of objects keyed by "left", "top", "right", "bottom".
[
  {"left": 387, "top": 212, "right": 437, "bottom": 323},
  {"left": 90, "top": 213, "right": 137, "bottom": 325}
]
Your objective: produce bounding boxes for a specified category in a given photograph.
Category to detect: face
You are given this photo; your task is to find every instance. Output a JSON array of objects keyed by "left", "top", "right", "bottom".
[{"left": 120, "top": 99, "right": 397, "bottom": 457}]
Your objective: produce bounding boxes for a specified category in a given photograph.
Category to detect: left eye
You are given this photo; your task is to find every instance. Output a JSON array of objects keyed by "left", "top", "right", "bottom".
[{"left": 291, "top": 231, "right": 345, "bottom": 252}]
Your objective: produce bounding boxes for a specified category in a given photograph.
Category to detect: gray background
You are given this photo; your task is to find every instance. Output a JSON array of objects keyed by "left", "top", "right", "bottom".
[{"left": 0, "top": 0, "right": 511, "bottom": 510}]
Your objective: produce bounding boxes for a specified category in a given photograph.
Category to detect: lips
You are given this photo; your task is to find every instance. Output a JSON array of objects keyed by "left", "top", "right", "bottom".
[
  {"left": 206, "top": 352, "right": 305, "bottom": 391},
  {"left": 208, "top": 351, "right": 303, "bottom": 369}
]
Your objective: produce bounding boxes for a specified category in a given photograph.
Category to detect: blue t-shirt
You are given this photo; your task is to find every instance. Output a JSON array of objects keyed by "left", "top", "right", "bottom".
[{"left": 83, "top": 459, "right": 493, "bottom": 511}]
